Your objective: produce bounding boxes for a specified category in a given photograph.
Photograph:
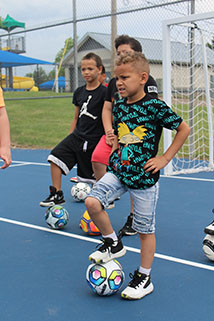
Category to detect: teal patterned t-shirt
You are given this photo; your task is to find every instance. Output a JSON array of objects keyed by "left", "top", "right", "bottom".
[{"left": 107, "top": 94, "right": 183, "bottom": 189}]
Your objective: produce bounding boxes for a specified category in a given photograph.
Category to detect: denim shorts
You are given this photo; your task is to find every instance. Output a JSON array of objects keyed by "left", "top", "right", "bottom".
[{"left": 87, "top": 172, "right": 159, "bottom": 234}]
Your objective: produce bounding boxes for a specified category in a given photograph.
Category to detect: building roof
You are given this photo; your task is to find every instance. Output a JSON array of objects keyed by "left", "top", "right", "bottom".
[{"left": 63, "top": 32, "right": 214, "bottom": 65}]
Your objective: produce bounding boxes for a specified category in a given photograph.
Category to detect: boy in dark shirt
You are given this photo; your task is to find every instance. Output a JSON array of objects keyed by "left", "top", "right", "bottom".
[
  {"left": 40, "top": 53, "right": 106, "bottom": 207},
  {"left": 91, "top": 35, "right": 158, "bottom": 235}
]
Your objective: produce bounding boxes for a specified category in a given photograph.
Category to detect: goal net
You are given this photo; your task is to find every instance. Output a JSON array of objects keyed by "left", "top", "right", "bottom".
[{"left": 162, "top": 12, "right": 214, "bottom": 175}]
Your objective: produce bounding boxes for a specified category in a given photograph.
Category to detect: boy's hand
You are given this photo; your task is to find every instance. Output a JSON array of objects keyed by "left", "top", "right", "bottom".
[
  {"left": 106, "top": 129, "right": 115, "bottom": 146},
  {"left": 144, "top": 155, "right": 169, "bottom": 174}
]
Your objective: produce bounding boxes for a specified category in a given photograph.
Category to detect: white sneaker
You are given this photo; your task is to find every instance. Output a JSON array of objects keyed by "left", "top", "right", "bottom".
[
  {"left": 121, "top": 270, "right": 154, "bottom": 300},
  {"left": 204, "top": 221, "right": 214, "bottom": 235},
  {"left": 89, "top": 237, "right": 126, "bottom": 264}
]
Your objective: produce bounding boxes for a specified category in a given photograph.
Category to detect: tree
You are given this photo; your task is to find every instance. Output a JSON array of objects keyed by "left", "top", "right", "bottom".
[
  {"left": 26, "top": 67, "right": 48, "bottom": 86},
  {"left": 52, "top": 37, "right": 74, "bottom": 78},
  {"left": 25, "top": 37, "right": 74, "bottom": 83}
]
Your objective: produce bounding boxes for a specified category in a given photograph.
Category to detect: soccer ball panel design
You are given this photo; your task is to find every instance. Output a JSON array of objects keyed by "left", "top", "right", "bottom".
[
  {"left": 71, "top": 182, "right": 91, "bottom": 202},
  {"left": 86, "top": 260, "right": 124, "bottom": 296},
  {"left": 45, "top": 205, "right": 69, "bottom": 229},
  {"left": 203, "top": 234, "right": 214, "bottom": 261},
  {"left": 80, "top": 210, "right": 100, "bottom": 236}
]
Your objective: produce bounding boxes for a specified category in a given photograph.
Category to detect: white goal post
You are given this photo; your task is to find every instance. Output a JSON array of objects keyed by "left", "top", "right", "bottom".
[{"left": 162, "top": 12, "right": 214, "bottom": 175}]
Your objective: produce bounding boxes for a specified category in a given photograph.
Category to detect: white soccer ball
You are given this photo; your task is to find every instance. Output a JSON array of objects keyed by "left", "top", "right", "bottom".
[
  {"left": 86, "top": 259, "right": 125, "bottom": 296},
  {"left": 71, "top": 182, "right": 91, "bottom": 202},
  {"left": 203, "top": 234, "right": 214, "bottom": 261}
]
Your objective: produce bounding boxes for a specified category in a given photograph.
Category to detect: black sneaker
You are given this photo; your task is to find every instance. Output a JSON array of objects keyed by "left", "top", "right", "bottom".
[
  {"left": 105, "top": 201, "right": 115, "bottom": 210},
  {"left": 119, "top": 213, "right": 137, "bottom": 237},
  {"left": 89, "top": 237, "right": 126, "bottom": 263},
  {"left": 121, "top": 270, "right": 154, "bottom": 300},
  {"left": 40, "top": 186, "right": 65, "bottom": 207}
]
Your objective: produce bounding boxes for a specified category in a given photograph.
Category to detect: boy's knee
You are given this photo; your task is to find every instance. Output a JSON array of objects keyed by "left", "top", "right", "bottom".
[{"left": 85, "top": 196, "right": 101, "bottom": 214}]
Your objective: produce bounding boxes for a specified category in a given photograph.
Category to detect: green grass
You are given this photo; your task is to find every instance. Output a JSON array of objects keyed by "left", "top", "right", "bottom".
[
  {"left": 4, "top": 91, "right": 210, "bottom": 159},
  {"left": 4, "top": 91, "right": 74, "bottom": 149}
]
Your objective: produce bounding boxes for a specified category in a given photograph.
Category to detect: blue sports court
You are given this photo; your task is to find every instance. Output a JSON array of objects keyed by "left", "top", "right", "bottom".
[{"left": 1, "top": 149, "right": 214, "bottom": 321}]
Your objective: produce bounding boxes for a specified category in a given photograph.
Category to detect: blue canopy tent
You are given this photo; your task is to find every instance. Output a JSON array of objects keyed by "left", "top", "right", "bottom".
[
  {"left": 0, "top": 50, "right": 54, "bottom": 89},
  {"left": 0, "top": 50, "right": 53, "bottom": 68},
  {"left": 39, "top": 76, "right": 65, "bottom": 90}
]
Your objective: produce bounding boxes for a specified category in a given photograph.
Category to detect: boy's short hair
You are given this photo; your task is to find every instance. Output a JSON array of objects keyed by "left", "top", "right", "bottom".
[
  {"left": 115, "top": 51, "right": 150, "bottom": 74},
  {"left": 81, "top": 52, "right": 102, "bottom": 68},
  {"left": 101, "top": 65, "right": 106, "bottom": 74},
  {"left": 115, "top": 35, "right": 142, "bottom": 53}
]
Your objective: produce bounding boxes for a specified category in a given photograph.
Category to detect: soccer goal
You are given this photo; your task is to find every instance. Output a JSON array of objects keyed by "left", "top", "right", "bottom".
[{"left": 162, "top": 12, "right": 214, "bottom": 175}]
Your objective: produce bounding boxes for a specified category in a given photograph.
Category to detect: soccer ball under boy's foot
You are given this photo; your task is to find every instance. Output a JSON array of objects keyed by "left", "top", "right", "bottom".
[{"left": 86, "top": 259, "right": 125, "bottom": 296}]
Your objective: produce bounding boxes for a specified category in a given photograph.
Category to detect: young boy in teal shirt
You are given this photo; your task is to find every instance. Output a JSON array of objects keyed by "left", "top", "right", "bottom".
[{"left": 85, "top": 52, "right": 190, "bottom": 300}]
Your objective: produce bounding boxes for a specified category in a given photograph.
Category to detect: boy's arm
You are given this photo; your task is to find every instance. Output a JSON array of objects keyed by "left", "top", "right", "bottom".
[
  {"left": 144, "top": 120, "right": 190, "bottom": 174},
  {"left": 102, "top": 101, "right": 115, "bottom": 146},
  {"left": 70, "top": 106, "right": 79, "bottom": 133},
  {"left": 0, "top": 107, "right": 11, "bottom": 169},
  {"left": 111, "top": 135, "right": 119, "bottom": 154}
]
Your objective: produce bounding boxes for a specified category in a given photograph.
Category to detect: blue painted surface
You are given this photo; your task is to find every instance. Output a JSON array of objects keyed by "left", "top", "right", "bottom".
[{"left": 0, "top": 149, "right": 214, "bottom": 321}]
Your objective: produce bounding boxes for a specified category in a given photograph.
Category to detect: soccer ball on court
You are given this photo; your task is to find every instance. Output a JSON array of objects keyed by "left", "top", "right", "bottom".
[
  {"left": 45, "top": 205, "right": 69, "bottom": 229},
  {"left": 86, "top": 259, "right": 125, "bottom": 296},
  {"left": 80, "top": 210, "right": 101, "bottom": 236},
  {"left": 71, "top": 182, "right": 91, "bottom": 202},
  {"left": 203, "top": 234, "right": 214, "bottom": 261}
]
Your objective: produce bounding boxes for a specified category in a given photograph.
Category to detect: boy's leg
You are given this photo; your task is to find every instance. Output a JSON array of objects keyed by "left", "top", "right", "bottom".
[
  {"left": 139, "top": 233, "right": 156, "bottom": 268},
  {"left": 51, "top": 162, "right": 63, "bottom": 191},
  {"left": 91, "top": 135, "right": 111, "bottom": 181},
  {"left": 121, "top": 183, "right": 159, "bottom": 300},
  {"left": 85, "top": 172, "right": 127, "bottom": 263},
  {"left": 85, "top": 197, "right": 113, "bottom": 235},
  {"left": 39, "top": 162, "right": 65, "bottom": 207},
  {"left": 40, "top": 134, "right": 77, "bottom": 207}
]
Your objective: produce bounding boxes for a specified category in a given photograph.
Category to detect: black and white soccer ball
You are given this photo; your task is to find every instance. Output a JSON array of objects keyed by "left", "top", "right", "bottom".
[
  {"left": 203, "top": 234, "right": 214, "bottom": 261},
  {"left": 71, "top": 182, "right": 91, "bottom": 202}
]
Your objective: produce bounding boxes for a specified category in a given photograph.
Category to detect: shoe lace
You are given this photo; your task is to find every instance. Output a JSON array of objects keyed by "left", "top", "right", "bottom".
[
  {"left": 96, "top": 237, "right": 114, "bottom": 253},
  {"left": 128, "top": 270, "right": 145, "bottom": 288}
]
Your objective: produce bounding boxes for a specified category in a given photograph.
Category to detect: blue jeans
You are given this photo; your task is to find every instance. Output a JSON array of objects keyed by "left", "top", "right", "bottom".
[{"left": 87, "top": 172, "right": 159, "bottom": 234}]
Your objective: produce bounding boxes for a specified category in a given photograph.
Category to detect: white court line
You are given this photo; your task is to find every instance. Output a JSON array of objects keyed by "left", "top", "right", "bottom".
[
  {"left": 9, "top": 163, "right": 32, "bottom": 168},
  {"left": 0, "top": 216, "right": 214, "bottom": 272}
]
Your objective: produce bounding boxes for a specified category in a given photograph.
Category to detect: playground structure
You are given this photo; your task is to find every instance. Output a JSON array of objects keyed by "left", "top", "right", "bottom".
[
  {"left": 1, "top": 75, "right": 38, "bottom": 91},
  {"left": 0, "top": 14, "right": 54, "bottom": 91}
]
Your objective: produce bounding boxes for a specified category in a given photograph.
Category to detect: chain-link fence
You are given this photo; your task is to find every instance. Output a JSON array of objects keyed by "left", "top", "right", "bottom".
[{"left": 0, "top": 0, "right": 214, "bottom": 94}]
